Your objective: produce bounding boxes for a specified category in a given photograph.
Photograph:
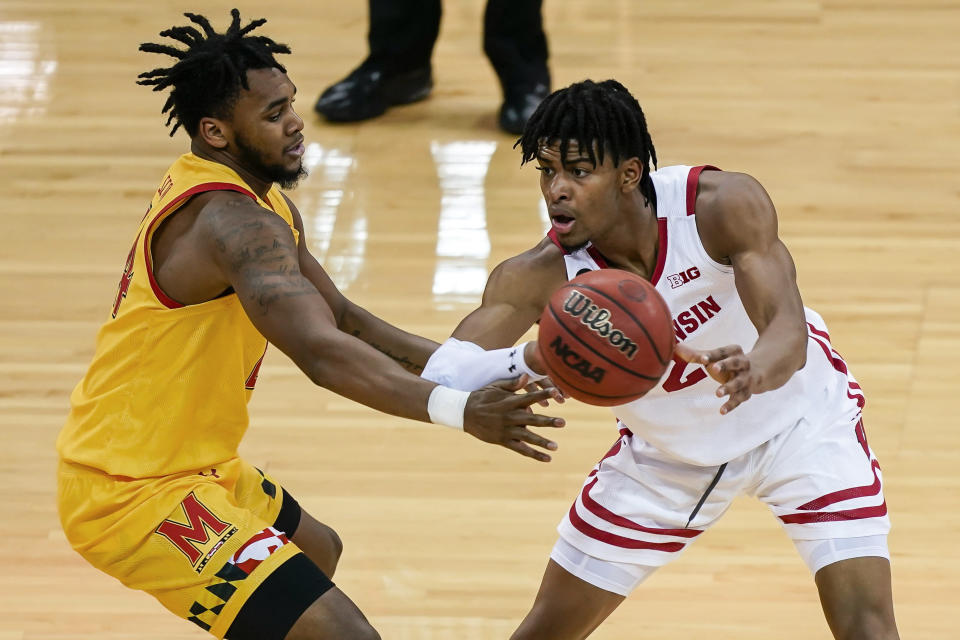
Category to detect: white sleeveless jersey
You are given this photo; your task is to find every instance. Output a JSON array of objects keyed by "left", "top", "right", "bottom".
[{"left": 550, "top": 165, "right": 850, "bottom": 465}]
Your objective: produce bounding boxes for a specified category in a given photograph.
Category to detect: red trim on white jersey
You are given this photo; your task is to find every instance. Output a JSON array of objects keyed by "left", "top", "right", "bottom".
[
  {"left": 685, "top": 165, "right": 721, "bottom": 216},
  {"left": 546, "top": 227, "right": 564, "bottom": 251},
  {"left": 807, "top": 323, "right": 866, "bottom": 410},
  {"left": 585, "top": 246, "right": 609, "bottom": 268},
  {"left": 649, "top": 218, "right": 668, "bottom": 285},
  {"left": 143, "top": 182, "right": 258, "bottom": 309},
  {"left": 546, "top": 229, "right": 611, "bottom": 269}
]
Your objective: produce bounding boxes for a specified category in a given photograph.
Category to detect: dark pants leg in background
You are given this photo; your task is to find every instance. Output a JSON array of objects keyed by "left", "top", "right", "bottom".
[
  {"left": 314, "top": 0, "right": 438, "bottom": 121},
  {"left": 484, "top": 0, "right": 550, "bottom": 133},
  {"left": 365, "top": 0, "right": 442, "bottom": 74},
  {"left": 316, "top": 0, "right": 551, "bottom": 131},
  {"left": 483, "top": 0, "right": 550, "bottom": 96}
]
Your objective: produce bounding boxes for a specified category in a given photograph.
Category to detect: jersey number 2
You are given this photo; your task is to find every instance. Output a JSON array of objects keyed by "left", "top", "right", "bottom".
[{"left": 661, "top": 356, "right": 707, "bottom": 392}]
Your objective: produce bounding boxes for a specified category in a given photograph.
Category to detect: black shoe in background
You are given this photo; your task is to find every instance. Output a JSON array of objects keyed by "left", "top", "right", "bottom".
[
  {"left": 314, "top": 64, "right": 433, "bottom": 122},
  {"left": 498, "top": 82, "right": 549, "bottom": 135}
]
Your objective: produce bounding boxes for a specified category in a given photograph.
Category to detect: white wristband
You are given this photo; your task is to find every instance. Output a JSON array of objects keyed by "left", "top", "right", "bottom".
[
  {"left": 427, "top": 385, "right": 470, "bottom": 430},
  {"left": 512, "top": 342, "right": 547, "bottom": 382}
]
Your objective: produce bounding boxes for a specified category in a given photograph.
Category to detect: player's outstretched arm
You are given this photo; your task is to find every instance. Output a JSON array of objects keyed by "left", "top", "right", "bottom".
[
  {"left": 418, "top": 243, "right": 566, "bottom": 402},
  {"left": 451, "top": 240, "right": 563, "bottom": 349},
  {"left": 202, "top": 197, "right": 564, "bottom": 460},
  {"left": 683, "top": 171, "right": 808, "bottom": 414},
  {"left": 281, "top": 193, "right": 439, "bottom": 375}
]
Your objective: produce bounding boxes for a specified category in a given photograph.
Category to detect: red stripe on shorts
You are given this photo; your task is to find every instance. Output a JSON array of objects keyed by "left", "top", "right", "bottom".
[
  {"left": 796, "top": 459, "right": 882, "bottom": 511},
  {"left": 579, "top": 477, "right": 702, "bottom": 538},
  {"left": 778, "top": 502, "right": 888, "bottom": 525},
  {"left": 567, "top": 503, "right": 687, "bottom": 552},
  {"left": 808, "top": 329, "right": 865, "bottom": 409}
]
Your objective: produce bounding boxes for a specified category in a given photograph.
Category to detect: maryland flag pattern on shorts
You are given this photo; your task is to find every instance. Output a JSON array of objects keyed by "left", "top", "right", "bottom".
[{"left": 187, "top": 527, "right": 292, "bottom": 632}]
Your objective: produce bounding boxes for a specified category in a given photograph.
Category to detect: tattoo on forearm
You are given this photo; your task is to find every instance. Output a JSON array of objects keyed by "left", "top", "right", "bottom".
[
  {"left": 214, "top": 213, "right": 319, "bottom": 315},
  {"left": 351, "top": 329, "right": 424, "bottom": 374}
]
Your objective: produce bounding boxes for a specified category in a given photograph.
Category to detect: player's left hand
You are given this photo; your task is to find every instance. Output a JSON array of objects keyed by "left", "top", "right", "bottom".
[{"left": 674, "top": 342, "right": 757, "bottom": 415}]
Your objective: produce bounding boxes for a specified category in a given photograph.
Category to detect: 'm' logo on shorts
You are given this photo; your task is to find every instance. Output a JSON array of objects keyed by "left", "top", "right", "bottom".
[{"left": 155, "top": 492, "right": 238, "bottom": 573}]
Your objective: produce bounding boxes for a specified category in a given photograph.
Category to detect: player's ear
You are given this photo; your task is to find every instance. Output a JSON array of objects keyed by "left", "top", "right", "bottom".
[
  {"left": 620, "top": 157, "right": 643, "bottom": 193},
  {"left": 197, "top": 117, "right": 229, "bottom": 150}
]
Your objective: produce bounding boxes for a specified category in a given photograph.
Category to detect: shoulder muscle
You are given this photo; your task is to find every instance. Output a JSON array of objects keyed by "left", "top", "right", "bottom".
[
  {"left": 696, "top": 171, "right": 779, "bottom": 262},
  {"left": 483, "top": 238, "right": 566, "bottom": 310}
]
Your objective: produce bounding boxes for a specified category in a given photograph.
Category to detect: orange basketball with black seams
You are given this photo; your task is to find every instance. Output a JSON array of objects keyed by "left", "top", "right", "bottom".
[{"left": 537, "top": 269, "right": 675, "bottom": 406}]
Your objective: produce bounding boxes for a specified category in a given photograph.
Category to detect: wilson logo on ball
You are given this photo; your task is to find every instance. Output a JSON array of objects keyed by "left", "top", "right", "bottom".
[
  {"left": 547, "top": 336, "right": 606, "bottom": 383},
  {"left": 561, "top": 291, "right": 639, "bottom": 359}
]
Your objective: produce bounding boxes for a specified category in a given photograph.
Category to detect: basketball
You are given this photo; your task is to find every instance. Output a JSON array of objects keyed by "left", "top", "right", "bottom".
[{"left": 537, "top": 269, "right": 675, "bottom": 406}]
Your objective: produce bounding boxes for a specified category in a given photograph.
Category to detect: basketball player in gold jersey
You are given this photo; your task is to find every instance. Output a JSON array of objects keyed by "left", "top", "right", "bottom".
[{"left": 56, "top": 10, "right": 563, "bottom": 639}]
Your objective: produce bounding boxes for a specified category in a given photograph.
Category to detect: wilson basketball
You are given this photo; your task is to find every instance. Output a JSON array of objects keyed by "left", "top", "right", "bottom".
[{"left": 537, "top": 269, "right": 675, "bottom": 406}]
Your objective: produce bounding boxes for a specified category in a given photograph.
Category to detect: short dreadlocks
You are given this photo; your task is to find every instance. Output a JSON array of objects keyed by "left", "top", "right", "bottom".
[
  {"left": 517, "top": 79, "right": 659, "bottom": 205},
  {"left": 137, "top": 9, "right": 291, "bottom": 137}
]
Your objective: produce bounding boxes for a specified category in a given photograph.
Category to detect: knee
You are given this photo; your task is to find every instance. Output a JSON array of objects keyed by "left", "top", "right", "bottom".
[
  {"left": 291, "top": 515, "right": 344, "bottom": 577},
  {"left": 509, "top": 604, "right": 553, "bottom": 640},
  {"left": 331, "top": 619, "right": 380, "bottom": 640},
  {"left": 287, "top": 613, "right": 381, "bottom": 640},
  {"left": 344, "top": 623, "right": 380, "bottom": 640},
  {"left": 833, "top": 608, "right": 899, "bottom": 640},
  {"left": 318, "top": 523, "right": 342, "bottom": 561}
]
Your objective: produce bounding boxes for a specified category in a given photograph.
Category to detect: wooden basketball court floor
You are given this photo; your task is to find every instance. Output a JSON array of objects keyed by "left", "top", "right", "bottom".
[{"left": 1, "top": 1, "right": 957, "bottom": 638}]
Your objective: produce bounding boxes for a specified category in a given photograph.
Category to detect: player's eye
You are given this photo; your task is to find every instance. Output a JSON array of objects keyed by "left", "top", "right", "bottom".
[
  {"left": 572, "top": 168, "right": 589, "bottom": 178},
  {"left": 535, "top": 166, "right": 553, "bottom": 176}
]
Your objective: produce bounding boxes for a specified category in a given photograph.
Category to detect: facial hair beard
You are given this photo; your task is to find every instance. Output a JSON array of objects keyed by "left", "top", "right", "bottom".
[{"left": 234, "top": 131, "right": 308, "bottom": 190}]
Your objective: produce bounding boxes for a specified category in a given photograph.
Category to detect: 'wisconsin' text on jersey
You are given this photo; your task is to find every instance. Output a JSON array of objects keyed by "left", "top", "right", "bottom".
[{"left": 672, "top": 295, "right": 722, "bottom": 341}]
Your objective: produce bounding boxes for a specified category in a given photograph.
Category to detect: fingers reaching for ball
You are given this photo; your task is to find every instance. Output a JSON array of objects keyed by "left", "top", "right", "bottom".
[
  {"left": 524, "top": 376, "right": 566, "bottom": 406},
  {"left": 463, "top": 385, "right": 566, "bottom": 462},
  {"left": 673, "top": 342, "right": 756, "bottom": 414}
]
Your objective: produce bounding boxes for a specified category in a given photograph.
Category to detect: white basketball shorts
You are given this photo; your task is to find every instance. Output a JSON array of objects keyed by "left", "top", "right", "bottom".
[{"left": 553, "top": 403, "right": 890, "bottom": 595}]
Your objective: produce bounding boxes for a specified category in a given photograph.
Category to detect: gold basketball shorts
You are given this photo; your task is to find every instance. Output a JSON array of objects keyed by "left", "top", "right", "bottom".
[{"left": 57, "top": 457, "right": 333, "bottom": 638}]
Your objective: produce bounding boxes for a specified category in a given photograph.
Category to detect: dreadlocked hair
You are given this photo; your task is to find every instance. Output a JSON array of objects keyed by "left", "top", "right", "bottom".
[
  {"left": 516, "top": 79, "right": 659, "bottom": 205},
  {"left": 137, "top": 9, "right": 291, "bottom": 137}
]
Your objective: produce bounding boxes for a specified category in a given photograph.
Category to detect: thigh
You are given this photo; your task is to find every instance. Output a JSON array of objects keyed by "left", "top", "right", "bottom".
[{"left": 511, "top": 559, "right": 625, "bottom": 640}]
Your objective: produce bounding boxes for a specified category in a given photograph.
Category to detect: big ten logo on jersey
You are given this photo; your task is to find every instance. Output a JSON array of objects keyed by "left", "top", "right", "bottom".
[
  {"left": 666, "top": 266, "right": 700, "bottom": 289},
  {"left": 155, "top": 492, "right": 239, "bottom": 573}
]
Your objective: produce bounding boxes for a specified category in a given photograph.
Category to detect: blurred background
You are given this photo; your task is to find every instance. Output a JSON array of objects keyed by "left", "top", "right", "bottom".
[{"left": 1, "top": 1, "right": 958, "bottom": 638}]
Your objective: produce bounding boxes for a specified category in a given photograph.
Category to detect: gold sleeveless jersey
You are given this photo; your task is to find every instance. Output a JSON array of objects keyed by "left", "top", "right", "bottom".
[{"left": 57, "top": 153, "right": 298, "bottom": 478}]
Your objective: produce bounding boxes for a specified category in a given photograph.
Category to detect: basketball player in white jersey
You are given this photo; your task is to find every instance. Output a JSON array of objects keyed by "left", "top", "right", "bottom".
[{"left": 420, "top": 79, "right": 899, "bottom": 639}]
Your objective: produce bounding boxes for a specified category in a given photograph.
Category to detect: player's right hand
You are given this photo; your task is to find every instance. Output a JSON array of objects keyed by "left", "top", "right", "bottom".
[
  {"left": 674, "top": 342, "right": 755, "bottom": 414},
  {"left": 522, "top": 341, "right": 567, "bottom": 406},
  {"left": 463, "top": 381, "right": 565, "bottom": 462}
]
